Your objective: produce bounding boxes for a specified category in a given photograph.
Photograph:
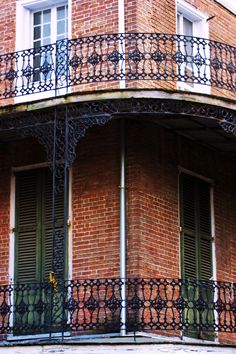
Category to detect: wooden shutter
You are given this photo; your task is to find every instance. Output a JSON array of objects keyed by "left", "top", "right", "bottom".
[
  {"left": 180, "top": 174, "right": 197, "bottom": 279},
  {"left": 15, "top": 171, "right": 39, "bottom": 283},
  {"left": 198, "top": 181, "right": 212, "bottom": 280},
  {"left": 42, "top": 171, "right": 64, "bottom": 281},
  {"left": 180, "top": 174, "right": 212, "bottom": 280},
  {"left": 15, "top": 168, "right": 65, "bottom": 283}
]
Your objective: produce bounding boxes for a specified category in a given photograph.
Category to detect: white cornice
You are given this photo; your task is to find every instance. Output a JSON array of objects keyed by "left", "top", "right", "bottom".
[{"left": 215, "top": 0, "right": 236, "bottom": 15}]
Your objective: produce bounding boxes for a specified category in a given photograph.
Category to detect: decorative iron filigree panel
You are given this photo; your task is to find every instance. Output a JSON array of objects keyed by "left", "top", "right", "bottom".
[{"left": 0, "top": 33, "right": 235, "bottom": 99}]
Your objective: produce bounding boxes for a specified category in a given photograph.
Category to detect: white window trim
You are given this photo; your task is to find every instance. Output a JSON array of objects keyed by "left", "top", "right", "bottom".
[
  {"left": 176, "top": 0, "right": 210, "bottom": 94},
  {"left": 15, "top": 0, "right": 72, "bottom": 103}
]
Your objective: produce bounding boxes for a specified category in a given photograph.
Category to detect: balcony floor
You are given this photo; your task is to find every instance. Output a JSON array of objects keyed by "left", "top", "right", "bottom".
[{"left": 1, "top": 333, "right": 236, "bottom": 354}]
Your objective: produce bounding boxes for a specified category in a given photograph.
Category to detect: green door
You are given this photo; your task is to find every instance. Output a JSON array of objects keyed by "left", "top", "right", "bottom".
[
  {"left": 180, "top": 173, "right": 214, "bottom": 338},
  {"left": 14, "top": 168, "right": 64, "bottom": 334}
]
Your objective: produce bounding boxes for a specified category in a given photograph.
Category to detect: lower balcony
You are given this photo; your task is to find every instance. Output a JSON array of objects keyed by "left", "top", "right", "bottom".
[{"left": 0, "top": 278, "right": 235, "bottom": 342}]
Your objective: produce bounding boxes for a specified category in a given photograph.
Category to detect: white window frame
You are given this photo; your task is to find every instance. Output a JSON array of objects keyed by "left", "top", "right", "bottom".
[
  {"left": 178, "top": 166, "right": 218, "bottom": 340},
  {"left": 176, "top": 0, "right": 210, "bottom": 94},
  {"left": 15, "top": 0, "right": 72, "bottom": 103}
]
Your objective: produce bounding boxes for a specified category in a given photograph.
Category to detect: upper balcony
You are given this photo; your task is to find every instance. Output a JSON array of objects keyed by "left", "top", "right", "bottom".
[{"left": 0, "top": 33, "right": 235, "bottom": 106}]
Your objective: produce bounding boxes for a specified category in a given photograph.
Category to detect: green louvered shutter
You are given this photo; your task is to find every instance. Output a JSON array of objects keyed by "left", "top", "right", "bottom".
[
  {"left": 180, "top": 174, "right": 213, "bottom": 337},
  {"left": 198, "top": 181, "right": 212, "bottom": 280},
  {"left": 43, "top": 170, "right": 64, "bottom": 281},
  {"left": 15, "top": 170, "right": 40, "bottom": 283},
  {"left": 180, "top": 174, "right": 197, "bottom": 280},
  {"left": 15, "top": 168, "right": 65, "bottom": 284},
  {"left": 180, "top": 174, "right": 212, "bottom": 281},
  {"left": 14, "top": 168, "right": 66, "bottom": 334}
]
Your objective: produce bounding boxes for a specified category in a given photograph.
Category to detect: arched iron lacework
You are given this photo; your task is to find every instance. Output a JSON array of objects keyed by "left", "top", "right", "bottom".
[
  {"left": 0, "top": 98, "right": 235, "bottom": 339},
  {"left": 0, "top": 105, "right": 113, "bottom": 281}
]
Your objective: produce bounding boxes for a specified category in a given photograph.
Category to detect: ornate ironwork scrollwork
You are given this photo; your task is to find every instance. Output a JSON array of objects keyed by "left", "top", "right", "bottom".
[
  {"left": 0, "top": 33, "right": 236, "bottom": 99},
  {"left": 0, "top": 278, "right": 235, "bottom": 336}
]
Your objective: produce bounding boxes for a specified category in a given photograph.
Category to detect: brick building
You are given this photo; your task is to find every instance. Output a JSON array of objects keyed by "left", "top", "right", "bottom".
[{"left": 0, "top": 0, "right": 236, "bottom": 352}]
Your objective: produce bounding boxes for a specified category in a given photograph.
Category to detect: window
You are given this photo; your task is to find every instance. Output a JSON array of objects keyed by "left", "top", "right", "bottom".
[
  {"left": 179, "top": 173, "right": 214, "bottom": 338},
  {"left": 177, "top": 14, "right": 193, "bottom": 58},
  {"left": 15, "top": 0, "right": 70, "bottom": 101},
  {"left": 16, "top": 1, "right": 69, "bottom": 50},
  {"left": 32, "top": 4, "right": 68, "bottom": 82},
  {"left": 33, "top": 5, "right": 68, "bottom": 48},
  {"left": 176, "top": 0, "right": 210, "bottom": 93},
  {"left": 14, "top": 168, "right": 65, "bottom": 334}
]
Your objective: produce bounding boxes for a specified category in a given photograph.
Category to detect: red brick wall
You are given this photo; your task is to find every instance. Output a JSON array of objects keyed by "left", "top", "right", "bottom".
[
  {"left": 0, "top": 0, "right": 16, "bottom": 106},
  {"left": 72, "top": 0, "right": 118, "bottom": 38},
  {"left": 70, "top": 0, "right": 120, "bottom": 93},
  {"left": 0, "top": 0, "right": 15, "bottom": 55},
  {"left": 126, "top": 120, "right": 180, "bottom": 278},
  {"left": 72, "top": 121, "right": 120, "bottom": 279}
]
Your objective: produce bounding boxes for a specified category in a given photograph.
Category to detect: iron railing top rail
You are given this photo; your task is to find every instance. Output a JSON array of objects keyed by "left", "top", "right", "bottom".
[
  {"left": 0, "top": 277, "right": 235, "bottom": 337},
  {"left": 2, "top": 276, "right": 236, "bottom": 286},
  {"left": 0, "top": 33, "right": 235, "bottom": 100}
]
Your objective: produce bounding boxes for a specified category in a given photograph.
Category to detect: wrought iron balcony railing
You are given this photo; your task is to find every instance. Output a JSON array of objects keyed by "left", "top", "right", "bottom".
[
  {"left": 0, "top": 33, "right": 235, "bottom": 100},
  {"left": 0, "top": 278, "right": 235, "bottom": 338}
]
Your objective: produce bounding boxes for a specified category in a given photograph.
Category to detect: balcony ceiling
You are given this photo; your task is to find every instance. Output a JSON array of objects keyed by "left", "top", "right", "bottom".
[
  {"left": 1, "top": 114, "right": 235, "bottom": 161},
  {"left": 150, "top": 114, "right": 236, "bottom": 159},
  {"left": 0, "top": 89, "right": 235, "bottom": 160}
]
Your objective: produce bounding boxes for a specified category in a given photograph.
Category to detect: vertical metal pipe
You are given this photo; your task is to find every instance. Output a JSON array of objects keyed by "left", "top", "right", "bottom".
[
  {"left": 118, "top": 0, "right": 125, "bottom": 89},
  {"left": 120, "top": 119, "right": 126, "bottom": 336}
]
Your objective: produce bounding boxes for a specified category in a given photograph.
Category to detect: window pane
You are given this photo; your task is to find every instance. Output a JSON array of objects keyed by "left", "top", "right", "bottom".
[
  {"left": 177, "top": 14, "right": 180, "bottom": 34},
  {"left": 34, "top": 26, "right": 41, "bottom": 40},
  {"left": 33, "top": 54, "right": 41, "bottom": 69},
  {"left": 43, "top": 24, "right": 51, "bottom": 37},
  {"left": 183, "top": 17, "right": 193, "bottom": 36},
  {"left": 33, "top": 40, "right": 41, "bottom": 49},
  {"left": 57, "top": 6, "right": 66, "bottom": 20},
  {"left": 43, "top": 37, "right": 51, "bottom": 46},
  {"left": 57, "top": 34, "right": 65, "bottom": 41},
  {"left": 34, "top": 12, "right": 41, "bottom": 26},
  {"left": 43, "top": 9, "right": 51, "bottom": 23},
  {"left": 57, "top": 20, "right": 65, "bottom": 35}
]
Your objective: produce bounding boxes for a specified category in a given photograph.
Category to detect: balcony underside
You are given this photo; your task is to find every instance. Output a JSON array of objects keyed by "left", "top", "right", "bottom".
[{"left": 0, "top": 90, "right": 236, "bottom": 159}]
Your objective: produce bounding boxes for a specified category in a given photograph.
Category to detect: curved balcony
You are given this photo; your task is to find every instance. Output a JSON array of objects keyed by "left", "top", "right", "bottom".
[
  {"left": 0, "top": 33, "right": 235, "bottom": 101},
  {"left": 0, "top": 278, "right": 235, "bottom": 338}
]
